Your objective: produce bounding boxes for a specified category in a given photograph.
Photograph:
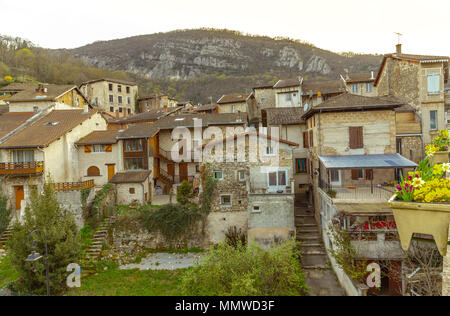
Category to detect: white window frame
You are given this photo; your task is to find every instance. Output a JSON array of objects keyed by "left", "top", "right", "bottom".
[
  {"left": 430, "top": 110, "right": 438, "bottom": 130},
  {"left": 238, "top": 170, "right": 246, "bottom": 182},
  {"left": 213, "top": 170, "right": 224, "bottom": 180},
  {"left": 109, "top": 95, "right": 114, "bottom": 103},
  {"left": 264, "top": 146, "right": 275, "bottom": 156},
  {"left": 93, "top": 144, "right": 106, "bottom": 153},
  {"left": 427, "top": 73, "right": 440, "bottom": 95},
  {"left": 220, "top": 194, "right": 232, "bottom": 207},
  {"left": 267, "top": 168, "right": 289, "bottom": 193}
]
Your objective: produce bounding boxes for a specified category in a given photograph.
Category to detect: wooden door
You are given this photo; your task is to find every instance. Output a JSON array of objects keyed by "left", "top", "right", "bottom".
[
  {"left": 167, "top": 164, "right": 174, "bottom": 177},
  {"left": 179, "top": 163, "right": 188, "bottom": 182},
  {"left": 107, "top": 164, "right": 115, "bottom": 181},
  {"left": 14, "top": 186, "right": 24, "bottom": 210}
]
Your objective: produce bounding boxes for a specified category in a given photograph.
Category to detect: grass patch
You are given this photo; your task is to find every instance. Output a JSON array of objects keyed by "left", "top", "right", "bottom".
[
  {"left": 0, "top": 254, "right": 19, "bottom": 289},
  {"left": 68, "top": 263, "right": 185, "bottom": 296}
]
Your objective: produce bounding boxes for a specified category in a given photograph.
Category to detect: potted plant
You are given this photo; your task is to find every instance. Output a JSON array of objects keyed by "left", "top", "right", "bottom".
[
  {"left": 389, "top": 153, "right": 450, "bottom": 256},
  {"left": 327, "top": 189, "right": 337, "bottom": 198},
  {"left": 426, "top": 129, "right": 449, "bottom": 165}
]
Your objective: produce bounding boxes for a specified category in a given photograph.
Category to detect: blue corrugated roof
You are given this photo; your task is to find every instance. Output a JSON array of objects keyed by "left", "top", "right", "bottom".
[{"left": 319, "top": 154, "right": 418, "bottom": 169}]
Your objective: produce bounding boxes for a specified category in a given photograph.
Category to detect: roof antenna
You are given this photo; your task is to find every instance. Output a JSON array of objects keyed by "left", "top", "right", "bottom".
[{"left": 394, "top": 32, "right": 403, "bottom": 45}]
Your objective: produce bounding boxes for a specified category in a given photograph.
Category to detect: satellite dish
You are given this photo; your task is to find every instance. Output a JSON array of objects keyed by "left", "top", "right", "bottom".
[{"left": 303, "top": 103, "right": 309, "bottom": 112}]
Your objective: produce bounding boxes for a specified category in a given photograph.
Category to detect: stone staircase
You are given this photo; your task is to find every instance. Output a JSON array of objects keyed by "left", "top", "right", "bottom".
[
  {"left": 0, "top": 225, "right": 13, "bottom": 247},
  {"left": 85, "top": 216, "right": 117, "bottom": 261}
]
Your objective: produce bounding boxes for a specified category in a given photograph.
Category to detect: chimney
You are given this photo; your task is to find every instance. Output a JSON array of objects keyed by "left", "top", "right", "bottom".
[
  {"left": 370, "top": 71, "right": 375, "bottom": 80},
  {"left": 317, "top": 92, "right": 323, "bottom": 105},
  {"left": 35, "top": 84, "right": 46, "bottom": 95},
  {"left": 83, "top": 104, "right": 89, "bottom": 114},
  {"left": 396, "top": 44, "right": 402, "bottom": 55}
]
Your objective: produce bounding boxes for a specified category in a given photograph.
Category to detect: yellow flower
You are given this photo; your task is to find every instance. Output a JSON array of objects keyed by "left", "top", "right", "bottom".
[{"left": 412, "top": 178, "right": 425, "bottom": 188}]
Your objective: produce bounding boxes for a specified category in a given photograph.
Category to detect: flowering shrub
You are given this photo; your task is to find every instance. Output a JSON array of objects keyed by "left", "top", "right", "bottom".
[{"left": 425, "top": 130, "right": 449, "bottom": 157}]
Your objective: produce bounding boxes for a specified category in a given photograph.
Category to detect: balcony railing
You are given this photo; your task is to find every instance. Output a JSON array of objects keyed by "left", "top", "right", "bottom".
[
  {"left": 0, "top": 161, "right": 44, "bottom": 175},
  {"left": 331, "top": 186, "right": 395, "bottom": 202},
  {"left": 159, "top": 147, "right": 195, "bottom": 162},
  {"left": 54, "top": 180, "right": 94, "bottom": 191}
]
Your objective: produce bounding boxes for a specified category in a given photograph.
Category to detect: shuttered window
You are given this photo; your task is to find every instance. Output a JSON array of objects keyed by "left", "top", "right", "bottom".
[
  {"left": 303, "top": 132, "right": 309, "bottom": 148},
  {"left": 365, "top": 169, "right": 373, "bottom": 181},
  {"left": 349, "top": 127, "right": 363, "bottom": 149},
  {"left": 351, "top": 169, "right": 359, "bottom": 180},
  {"left": 84, "top": 145, "right": 92, "bottom": 153},
  {"left": 427, "top": 73, "right": 440, "bottom": 94},
  {"left": 309, "top": 130, "right": 314, "bottom": 147}
]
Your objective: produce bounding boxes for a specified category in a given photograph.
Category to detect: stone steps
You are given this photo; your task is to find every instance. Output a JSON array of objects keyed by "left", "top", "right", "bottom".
[{"left": 84, "top": 216, "right": 117, "bottom": 262}]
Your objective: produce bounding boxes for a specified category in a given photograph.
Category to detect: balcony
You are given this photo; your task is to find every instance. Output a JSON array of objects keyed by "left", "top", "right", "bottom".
[
  {"left": 332, "top": 186, "right": 396, "bottom": 203},
  {"left": 158, "top": 147, "right": 195, "bottom": 162},
  {"left": 0, "top": 161, "right": 44, "bottom": 176},
  {"left": 54, "top": 180, "right": 94, "bottom": 191}
]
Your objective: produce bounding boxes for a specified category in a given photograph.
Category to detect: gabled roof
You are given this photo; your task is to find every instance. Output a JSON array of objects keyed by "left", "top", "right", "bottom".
[
  {"left": 192, "top": 104, "right": 218, "bottom": 112},
  {"left": 0, "top": 109, "right": 97, "bottom": 148},
  {"left": 302, "top": 80, "right": 345, "bottom": 96},
  {"left": 76, "top": 130, "right": 120, "bottom": 145},
  {"left": 0, "top": 83, "right": 37, "bottom": 93},
  {"left": 375, "top": 53, "right": 449, "bottom": 86},
  {"left": 117, "top": 124, "right": 159, "bottom": 139},
  {"left": 217, "top": 93, "right": 251, "bottom": 104},
  {"left": 0, "top": 112, "right": 35, "bottom": 139},
  {"left": 117, "top": 109, "right": 175, "bottom": 124},
  {"left": 262, "top": 107, "right": 305, "bottom": 125},
  {"left": 343, "top": 72, "right": 376, "bottom": 84},
  {"left": 109, "top": 171, "right": 151, "bottom": 184},
  {"left": 301, "top": 93, "right": 407, "bottom": 119},
  {"left": 153, "top": 113, "right": 246, "bottom": 130},
  {"left": 273, "top": 78, "right": 301, "bottom": 89},
  {"left": 6, "top": 84, "right": 87, "bottom": 103},
  {"left": 80, "top": 78, "right": 137, "bottom": 87}
]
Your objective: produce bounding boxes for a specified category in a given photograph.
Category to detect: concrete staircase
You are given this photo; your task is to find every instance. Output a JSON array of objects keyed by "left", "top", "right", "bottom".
[{"left": 85, "top": 216, "right": 117, "bottom": 261}]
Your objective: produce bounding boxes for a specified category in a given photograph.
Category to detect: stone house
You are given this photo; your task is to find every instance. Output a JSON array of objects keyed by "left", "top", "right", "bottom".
[
  {"left": 342, "top": 71, "right": 377, "bottom": 97},
  {"left": 6, "top": 83, "right": 90, "bottom": 113},
  {"left": 138, "top": 94, "right": 178, "bottom": 112},
  {"left": 79, "top": 78, "right": 138, "bottom": 118},
  {"left": 374, "top": 44, "right": 449, "bottom": 145},
  {"left": 0, "top": 108, "right": 107, "bottom": 218},
  {"left": 202, "top": 131, "right": 298, "bottom": 245},
  {"left": 109, "top": 171, "right": 152, "bottom": 205},
  {"left": 273, "top": 78, "right": 302, "bottom": 108},
  {"left": 216, "top": 93, "right": 251, "bottom": 114},
  {"left": 253, "top": 84, "right": 276, "bottom": 114}
]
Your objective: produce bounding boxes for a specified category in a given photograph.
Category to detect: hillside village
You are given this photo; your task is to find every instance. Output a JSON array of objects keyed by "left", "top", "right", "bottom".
[{"left": 0, "top": 42, "right": 450, "bottom": 296}]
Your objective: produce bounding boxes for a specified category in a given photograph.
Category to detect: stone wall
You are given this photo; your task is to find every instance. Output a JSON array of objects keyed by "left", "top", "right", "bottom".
[
  {"left": 443, "top": 222, "right": 450, "bottom": 296},
  {"left": 56, "top": 189, "right": 96, "bottom": 228}
]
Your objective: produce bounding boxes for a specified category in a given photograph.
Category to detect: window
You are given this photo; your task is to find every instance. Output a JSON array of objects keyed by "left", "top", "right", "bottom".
[
  {"left": 309, "top": 130, "right": 314, "bottom": 147},
  {"left": 296, "top": 158, "right": 307, "bottom": 173},
  {"left": 349, "top": 126, "right": 363, "bottom": 149},
  {"left": 268, "top": 170, "right": 287, "bottom": 190},
  {"left": 127, "top": 96, "right": 131, "bottom": 105},
  {"left": 213, "top": 171, "right": 223, "bottom": 180},
  {"left": 118, "top": 96, "right": 123, "bottom": 104},
  {"left": 252, "top": 206, "right": 261, "bottom": 213},
  {"left": 195, "top": 164, "right": 200, "bottom": 173},
  {"left": 13, "top": 150, "right": 34, "bottom": 163},
  {"left": 430, "top": 110, "right": 437, "bottom": 130},
  {"left": 220, "top": 195, "right": 232, "bottom": 206},
  {"left": 125, "top": 139, "right": 143, "bottom": 152},
  {"left": 330, "top": 170, "right": 340, "bottom": 183},
  {"left": 261, "top": 98, "right": 265, "bottom": 103},
  {"left": 351, "top": 169, "right": 364, "bottom": 180},
  {"left": 427, "top": 73, "right": 440, "bottom": 94},
  {"left": 108, "top": 84, "right": 113, "bottom": 91},
  {"left": 238, "top": 170, "right": 246, "bottom": 181},
  {"left": 303, "top": 132, "right": 309, "bottom": 148},
  {"left": 265, "top": 146, "right": 275, "bottom": 156},
  {"left": 231, "top": 105, "right": 235, "bottom": 113},
  {"left": 366, "top": 83, "right": 372, "bottom": 93},
  {"left": 129, "top": 188, "right": 135, "bottom": 194},
  {"left": 285, "top": 94, "right": 292, "bottom": 102},
  {"left": 109, "top": 95, "right": 114, "bottom": 103},
  {"left": 126, "top": 86, "right": 130, "bottom": 94},
  {"left": 87, "top": 166, "right": 100, "bottom": 176},
  {"left": 118, "top": 85, "right": 122, "bottom": 93},
  {"left": 127, "top": 108, "right": 131, "bottom": 114},
  {"left": 352, "top": 84, "right": 358, "bottom": 93},
  {"left": 119, "top": 107, "right": 123, "bottom": 113},
  {"left": 93, "top": 145, "right": 106, "bottom": 152},
  {"left": 124, "top": 158, "right": 144, "bottom": 170},
  {"left": 110, "top": 106, "right": 114, "bottom": 112}
]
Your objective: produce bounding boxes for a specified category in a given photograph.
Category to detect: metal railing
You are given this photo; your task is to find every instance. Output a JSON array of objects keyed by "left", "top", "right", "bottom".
[
  {"left": 54, "top": 180, "right": 94, "bottom": 191},
  {"left": 333, "top": 186, "right": 395, "bottom": 202},
  {"left": 159, "top": 147, "right": 195, "bottom": 162},
  {"left": 0, "top": 161, "right": 44, "bottom": 175}
]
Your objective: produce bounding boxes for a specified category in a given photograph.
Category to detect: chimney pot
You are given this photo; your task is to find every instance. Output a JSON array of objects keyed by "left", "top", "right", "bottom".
[{"left": 396, "top": 44, "right": 402, "bottom": 55}]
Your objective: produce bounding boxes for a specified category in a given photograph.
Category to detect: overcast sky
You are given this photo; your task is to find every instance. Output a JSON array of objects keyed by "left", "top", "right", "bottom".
[{"left": 1, "top": 0, "right": 449, "bottom": 56}]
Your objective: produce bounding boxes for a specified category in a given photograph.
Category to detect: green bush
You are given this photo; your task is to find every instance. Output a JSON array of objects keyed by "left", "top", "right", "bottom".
[
  {"left": 84, "top": 184, "right": 113, "bottom": 228},
  {"left": 0, "top": 192, "right": 11, "bottom": 235},
  {"left": 8, "top": 184, "right": 81, "bottom": 295},
  {"left": 141, "top": 203, "right": 201, "bottom": 242},
  {"left": 177, "top": 180, "right": 193, "bottom": 205},
  {"left": 182, "top": 241, "right": 309, "bottom": 296}
]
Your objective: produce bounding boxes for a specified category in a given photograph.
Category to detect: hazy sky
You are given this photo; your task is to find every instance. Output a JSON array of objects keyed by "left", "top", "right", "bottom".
[{"left": 1, "top": 0, "right": 449, "bottom": 56}]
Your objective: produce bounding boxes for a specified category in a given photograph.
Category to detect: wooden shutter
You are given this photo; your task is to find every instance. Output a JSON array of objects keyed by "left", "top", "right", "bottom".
[
  {"left": 303, "top": 132, "right": 309, "bottom": 148},
  {"left": 105, "top": 145, "right": 112, "bottom": 152},
  {"left": 84, "top": 145, "right": 92, "bottom": 153},
  {"left": 351, "top": 169, "right": 359, "bottom": 180},
  {"left": 349, "top": 127, "right": 363, "bottom": 149},
  {"left": 365, "top": 169, "right": 373, "bottom": 181},
  {"left": 309, "top": 130, "right": 314, "bottom": 147}
]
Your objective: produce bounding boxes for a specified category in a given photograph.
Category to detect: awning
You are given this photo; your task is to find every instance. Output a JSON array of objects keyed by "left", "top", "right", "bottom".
[{"left": 319, "top": 154, "right": 418, "bottom": 170}]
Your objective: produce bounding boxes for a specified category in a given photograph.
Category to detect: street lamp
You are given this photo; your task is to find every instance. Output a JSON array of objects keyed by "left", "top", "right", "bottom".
[{"left": 25, "top": 229, "right": 50, "bottom": 296}]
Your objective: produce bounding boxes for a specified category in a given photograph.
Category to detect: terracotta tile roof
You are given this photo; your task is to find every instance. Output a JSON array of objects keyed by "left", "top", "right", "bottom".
[
  {"left": 193, "top": 104, "right": 218, "bottom": 112},
  {"left": 80, "top": 78, "right": 137, "bottom": 87},
  {"left": 75, "top": 130, "right": 119, "bottom": 145},
  {"left": 273, "top": 78, "right": 301, "bottom": 89},
  {"left": 153, "top": 113, "right": 246, "bottom": 130},
  {"left": 302, "top": 80, "right": 345, "bottom": 96},
  {"left": 109, "top": 171, "right": 151, "bottom": 184},
  {"left": 0, "top": 112, "right": 35, "bottom": 139},
  {"left": 262, "top": 107, "right": 305, "bottom": 125},
  {"left": 0, "top": 109, "right": 97, "bottom": 148},
  {"left": 0, "top": 83, "right": 37, "bottom": 92},
  {"left": 117, "top": 124, "right": 159, "bottom": 139},
  {"left": 217, "top": 93, "right": 251, "bottom": 104},
  {"left": 253, "top": 84, "right": 274, "bottom": 90},
  {"left": 118, "top": 109, "right": 169, "bottom": 124},
  {"left": 302, "top": 94, "right": 407, "bottom": 119},
  {"left": 204, "top": 130, "right": 299, "bottom": 149},
  {"left": 344, "top": 72, "right": 376, "bottom": 83},
  {"left": 6, "top": 84, "right": 78, "bottom": 102},
  {"left": 391, "top": 53, "right": 449, "bottom": 63}
]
